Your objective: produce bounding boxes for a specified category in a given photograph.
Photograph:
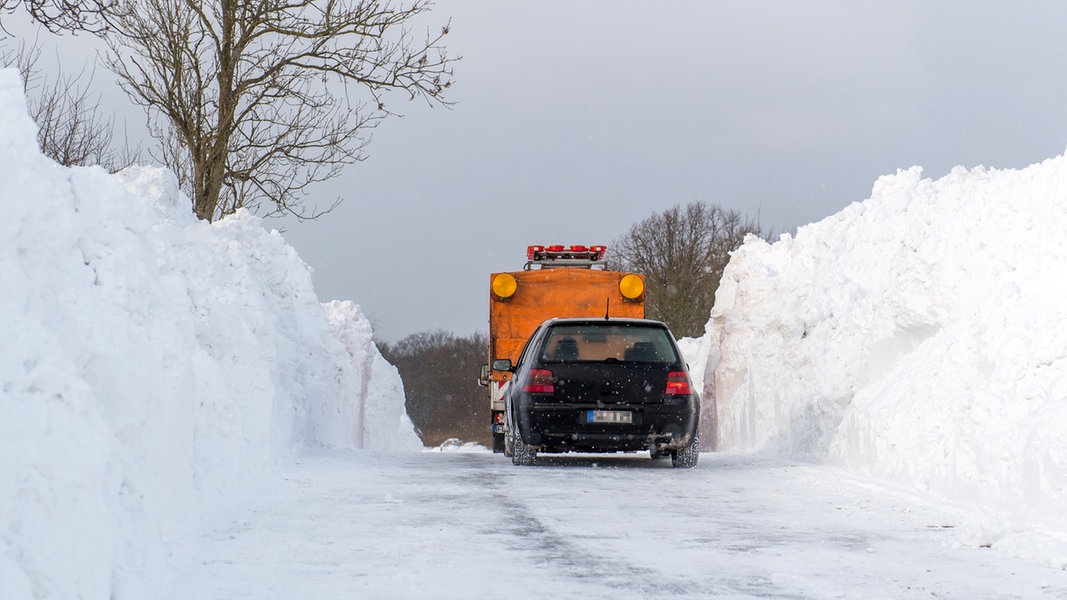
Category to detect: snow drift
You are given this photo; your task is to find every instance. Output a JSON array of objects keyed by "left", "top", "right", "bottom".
[
  {"left": 701, "top": 154, "right": 1067, "bottom": 564},
  {"left": 0, "top": 69, "right": 418, "bottom": 599}
]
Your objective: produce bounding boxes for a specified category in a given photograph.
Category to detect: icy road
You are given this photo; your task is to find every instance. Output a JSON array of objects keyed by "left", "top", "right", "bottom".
[{"left": 163, "top": 450, "right": 1067, "bottom": 600}]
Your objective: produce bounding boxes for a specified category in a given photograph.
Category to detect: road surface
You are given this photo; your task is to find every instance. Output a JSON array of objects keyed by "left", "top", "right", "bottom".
[{"left": 162, "top": 449, "right": 1067, "bottom": 599}]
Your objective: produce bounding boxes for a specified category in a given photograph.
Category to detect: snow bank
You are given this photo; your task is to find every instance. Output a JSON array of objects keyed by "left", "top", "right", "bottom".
[
  {"left": 0, "top": 69, "right": 417, "bottom": 599},
  {"left": 322, "top": 300, "right": 421, "bottom": 452},
  {"left": 674, "top": 334, "right": 718, "bottom": 448},
  {"left": 704, "top": 154, "right": 1067, "bottom": 564}
]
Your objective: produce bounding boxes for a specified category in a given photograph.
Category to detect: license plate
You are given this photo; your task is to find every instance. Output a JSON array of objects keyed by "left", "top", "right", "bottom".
[{"left": 586, "top": 410, "right": 632, "bottom": 424}]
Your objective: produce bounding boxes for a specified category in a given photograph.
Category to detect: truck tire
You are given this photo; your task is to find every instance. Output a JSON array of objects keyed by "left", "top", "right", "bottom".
[
  {"left": 503, "top": 429, "right": 513, "bottom": 457},
  {"left": 493, "top": 433, "right": 505, "bottom": 454},
  {"left": 671, "top": 432, "right": 699, "bottom": 468}
]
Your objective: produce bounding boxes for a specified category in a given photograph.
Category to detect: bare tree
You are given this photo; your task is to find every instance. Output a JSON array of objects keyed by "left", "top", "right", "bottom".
[
  {"left": 0, "top": 36, "right": 35, "bottom": 82},
  {"left": 0, "top": 0, "right": 115, "bottom": 33},
  {"left": 608, "top": 202, "right": 767, "bottom": 338},
  {"left": 102, "top": 0, "right": 455, "bottom": 222},
  {"left": 3, "top": 38, "right": 140, "bottom": 170},
  {"left": 32, "top": 70, "right": 117, "bottom": 167}
]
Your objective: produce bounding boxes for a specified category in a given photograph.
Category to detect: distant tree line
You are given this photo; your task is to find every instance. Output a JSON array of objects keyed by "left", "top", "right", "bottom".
[{"left": 378, "top": 330, "right": 489, "bottom": 448}]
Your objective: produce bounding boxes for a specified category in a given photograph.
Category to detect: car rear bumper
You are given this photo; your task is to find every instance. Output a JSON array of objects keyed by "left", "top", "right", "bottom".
[{"left": 517, "top": 399, "right": 699, "bottom": 453}]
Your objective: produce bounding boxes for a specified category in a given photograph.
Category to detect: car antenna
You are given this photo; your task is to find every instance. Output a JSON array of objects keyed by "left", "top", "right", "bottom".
[{"left": 604, "top": 298, "right": 610, "bottom": 320}]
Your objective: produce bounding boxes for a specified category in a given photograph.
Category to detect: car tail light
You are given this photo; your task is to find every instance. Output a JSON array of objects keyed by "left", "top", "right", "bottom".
[
  {"left": 523, "top": 369, "right": 555, "bottom": 393},
  {"left": 665, "top": 371, "right": 692, "bottom": 395}
]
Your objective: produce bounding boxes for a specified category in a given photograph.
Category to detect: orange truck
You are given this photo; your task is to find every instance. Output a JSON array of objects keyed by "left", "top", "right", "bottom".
[{"left": 480, "top": 245, "right": 646, "bottom": 453}]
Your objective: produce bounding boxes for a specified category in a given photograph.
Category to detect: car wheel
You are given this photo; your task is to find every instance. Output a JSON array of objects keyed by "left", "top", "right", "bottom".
[
  {"left": 511, "top": 427, "right": 536, "bottom": 466},
  {"left": 493, "top": 433, "right": 506, "bottom": 454},
  {"left": 671, "top": 432, "right": 699, "bottom": 469}
]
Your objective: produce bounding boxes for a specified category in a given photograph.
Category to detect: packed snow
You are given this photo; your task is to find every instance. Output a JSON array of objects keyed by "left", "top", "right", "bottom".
[
  {"left": 0, "top": 69, "right": 417, "bottom": 599},
  {"left": 161, "top": 450, "right": 1067, "bottom": 600},
  {"left": 690, "top": 153, "right": 1067, "bottom": 567}
]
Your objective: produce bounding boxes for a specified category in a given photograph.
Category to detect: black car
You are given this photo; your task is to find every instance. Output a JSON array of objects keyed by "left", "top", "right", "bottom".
[{"left": 494, "top": 317, "right": 700, "bottom": 468}]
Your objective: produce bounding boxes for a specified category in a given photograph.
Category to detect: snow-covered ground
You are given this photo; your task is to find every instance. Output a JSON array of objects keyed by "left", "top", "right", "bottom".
[
  {"left": 161, "top": 450, "right": 1067, "bottom": 600},
  {"left": 0, "top": 69, "right": 417, "bottom": 598},
  {"left": 686, "top": 153, "right": 1067, "bottom": 568}
]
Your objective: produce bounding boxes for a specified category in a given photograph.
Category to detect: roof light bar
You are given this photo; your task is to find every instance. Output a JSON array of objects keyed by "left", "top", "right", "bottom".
[{"left": 526, "top": 244, "right": 607, "bottom": 262}]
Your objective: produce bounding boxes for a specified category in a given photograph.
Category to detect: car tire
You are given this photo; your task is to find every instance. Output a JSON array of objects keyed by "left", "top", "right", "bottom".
[
  {"left": 511, "top": 427, "right": 536, "bottom": 466},
  {"left": 671, "top": 432, "right": 699, "bottom": 469},
  {"left": 493, "top": 433, "right": 506, "bottom": 454}
]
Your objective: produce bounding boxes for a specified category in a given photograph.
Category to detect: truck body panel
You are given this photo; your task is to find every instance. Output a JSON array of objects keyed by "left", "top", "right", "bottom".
[{"left": 489, "top": 268, "right": 644, "bottom": 371}]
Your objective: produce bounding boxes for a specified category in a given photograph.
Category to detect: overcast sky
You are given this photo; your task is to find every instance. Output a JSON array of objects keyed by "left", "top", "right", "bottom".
[{"left": 11, "top": 2, "right": 1067, "bottom": 341}]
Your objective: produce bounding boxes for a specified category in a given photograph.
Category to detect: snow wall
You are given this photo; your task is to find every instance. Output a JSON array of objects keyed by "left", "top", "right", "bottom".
[
  {"left": 694, "top": 154, "right": 1067, "bottom": 564},
  {"left": 0, "top": 69, "right": 419, "bottom": 599}
]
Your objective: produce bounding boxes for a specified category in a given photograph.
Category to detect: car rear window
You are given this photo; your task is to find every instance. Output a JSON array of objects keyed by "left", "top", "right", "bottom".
[{"left": 539, "top": 324, "right": 679, "bottom": 363}]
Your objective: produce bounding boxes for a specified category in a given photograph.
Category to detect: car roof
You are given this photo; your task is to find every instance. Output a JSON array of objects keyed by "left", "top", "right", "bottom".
[{"left": 540, "top": 317, "right": 671, "bottom": 329}]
